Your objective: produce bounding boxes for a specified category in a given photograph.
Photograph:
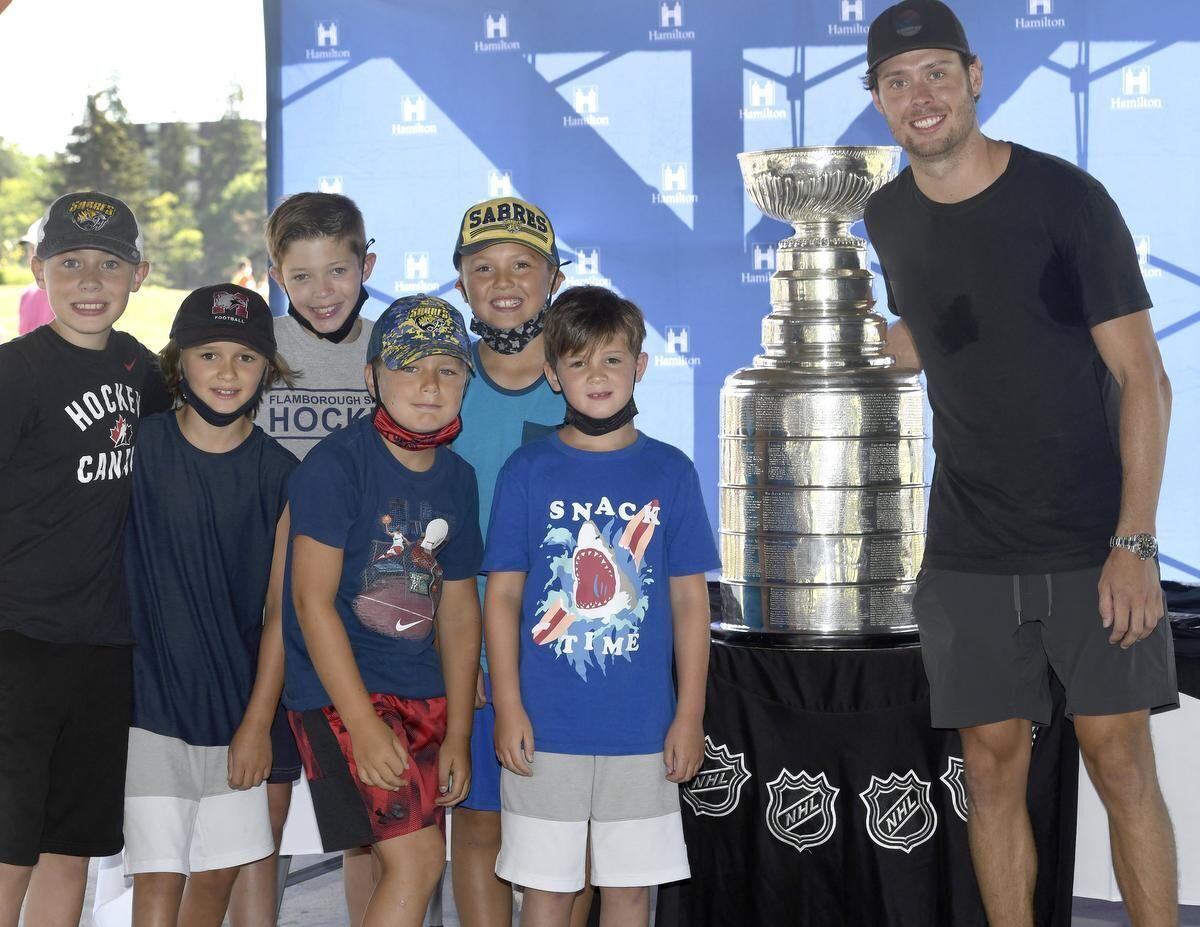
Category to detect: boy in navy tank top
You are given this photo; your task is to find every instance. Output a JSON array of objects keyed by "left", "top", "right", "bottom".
[{"left": 121, "top": 285, "right": 297, "bottom": 926}]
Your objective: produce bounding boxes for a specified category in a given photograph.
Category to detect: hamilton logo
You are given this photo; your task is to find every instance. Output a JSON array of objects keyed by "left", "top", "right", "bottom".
[
  {"left": 109, "top": 415, "right": 132, "bottom": 449},
  {"left": 764, "top": 768, "right": 839, "bottom": 854},
  {"left": 940, "top": 756, "right": 968, "bottom": 822},
  {"left": 681, "top": 737, "right": 751, "bottom": 817},
  {"left": 859, "top": 770, "right": 938, "bottom": 853}
]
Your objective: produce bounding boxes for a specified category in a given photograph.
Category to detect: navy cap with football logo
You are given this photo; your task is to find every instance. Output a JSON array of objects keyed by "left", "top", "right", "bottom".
[
  {"left": 169, "top": 284, "right": 277, "bottom": 357},
  {"left": 867, "top": 0, "right": 971, "bottom": 72},
  {"left": 368, "top": 294, "right": 475, "bottom": 373},
  {"left": 33, "top": 191, "right": 145, "bottom": 263},
  {"left": 453, "top": 196, "right": 561, "bottom": 269}
]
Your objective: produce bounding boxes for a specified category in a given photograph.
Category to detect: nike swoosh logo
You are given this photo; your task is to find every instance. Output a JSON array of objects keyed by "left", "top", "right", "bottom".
[
  {"left": 123, "top": 360, "right": 136, "bottom": 371},
  {"left": 395, "top": 619, "right": 429, "bottom": 633}
]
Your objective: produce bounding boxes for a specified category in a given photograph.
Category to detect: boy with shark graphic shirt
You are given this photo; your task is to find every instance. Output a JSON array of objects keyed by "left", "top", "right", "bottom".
[{"left": 483, "top": 286, "right": 719, "bottom": 926}]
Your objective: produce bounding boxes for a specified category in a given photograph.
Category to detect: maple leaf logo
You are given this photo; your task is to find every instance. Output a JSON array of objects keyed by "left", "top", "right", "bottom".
[{"left": 110, "top": 415, "right": 132, "bottom": 449}]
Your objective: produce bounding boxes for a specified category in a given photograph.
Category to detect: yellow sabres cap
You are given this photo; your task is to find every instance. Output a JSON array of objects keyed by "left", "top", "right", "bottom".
[{"left": 453, "top": 196, "right": 560, "bottom": 269}]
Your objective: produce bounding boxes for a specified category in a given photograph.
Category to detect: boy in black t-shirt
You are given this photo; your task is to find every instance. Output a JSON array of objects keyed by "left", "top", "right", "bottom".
[
  {"left": 122, "top": 285, "right": 298, "bottom": 927},
  {"left": 0, "top": 192, "right": 170, "bottom": 927}
]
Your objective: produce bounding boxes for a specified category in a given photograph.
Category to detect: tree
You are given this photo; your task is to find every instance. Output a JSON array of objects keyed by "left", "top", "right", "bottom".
[
  {"left": 140, "top": 192, "right": 204, "bottom": 289},
  {"left": 213, "top": 158, "right": 269, "bottom": 276},
  {"left": 54, "top": 87, "right": 150, "bottom": 218},
  {"left": 153, "top": 121, "right": 201, "bottom": 204},
  {"left": 196, "top": 87, "right": 267, "bottom": 282},
  {"left": 0, "top": 139, "right": 51, "bottom": 285}
]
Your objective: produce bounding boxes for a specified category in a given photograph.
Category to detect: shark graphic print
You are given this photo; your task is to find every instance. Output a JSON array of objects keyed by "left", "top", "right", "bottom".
[{"left": 532, "top": 498, "right": 660, "bottom": 679}]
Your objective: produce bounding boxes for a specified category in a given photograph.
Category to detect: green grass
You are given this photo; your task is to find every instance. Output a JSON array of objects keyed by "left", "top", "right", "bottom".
[{"left": 1, "top": 282, "right": 190, "bottom": 351}]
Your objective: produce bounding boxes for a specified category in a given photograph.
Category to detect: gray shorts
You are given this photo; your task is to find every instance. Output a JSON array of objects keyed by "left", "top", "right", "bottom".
[
  {"left": 497, "top": 753, "right": 690, "bottom": 891},
  {"left": 913, "top": 566, "right": 1178, "bottom": 729}
]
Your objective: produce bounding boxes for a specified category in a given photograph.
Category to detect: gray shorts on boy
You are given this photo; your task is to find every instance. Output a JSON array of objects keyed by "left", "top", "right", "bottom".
[
  {"left": 914, "top": 565, "right": 1178, "bottom": 729},
  {"left": 123, "top": 728, "right": 274, "bottom": 875},
  {"left": 498, "top": 752, "right": 690, "bottom": 892}
]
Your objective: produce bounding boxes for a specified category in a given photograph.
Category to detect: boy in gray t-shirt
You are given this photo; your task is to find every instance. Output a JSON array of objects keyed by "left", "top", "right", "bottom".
[{"left": 234, "top": 192, "right": 379, "bottom": 926}]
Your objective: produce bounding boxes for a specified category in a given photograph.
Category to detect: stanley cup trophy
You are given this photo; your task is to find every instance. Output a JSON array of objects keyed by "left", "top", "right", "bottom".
[{"left": 717, "top": 146, "right": 928, "bottom": 647}]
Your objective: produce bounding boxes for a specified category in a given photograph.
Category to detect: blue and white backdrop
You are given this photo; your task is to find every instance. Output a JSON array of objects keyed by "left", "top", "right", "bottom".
[{"left": 265, "top": 0, "right": 1200, "bottom": 581}]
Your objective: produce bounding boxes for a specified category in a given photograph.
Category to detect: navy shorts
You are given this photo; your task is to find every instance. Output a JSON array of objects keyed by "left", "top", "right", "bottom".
[
  {"left": 460, "top": 673, "right": 501, "bottom": 812},
  {"left": 268, "top": 702, "right": 302, "bottom": 784}
]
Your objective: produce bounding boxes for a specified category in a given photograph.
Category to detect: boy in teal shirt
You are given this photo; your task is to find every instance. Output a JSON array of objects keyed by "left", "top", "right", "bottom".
[{"left": 451, "top": 197, "right": 598, "bottom": 926}]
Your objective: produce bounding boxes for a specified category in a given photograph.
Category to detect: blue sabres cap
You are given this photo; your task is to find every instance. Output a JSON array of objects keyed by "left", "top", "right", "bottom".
[{"left": 367, "top": 294, "right": 475, "bottom": 373}]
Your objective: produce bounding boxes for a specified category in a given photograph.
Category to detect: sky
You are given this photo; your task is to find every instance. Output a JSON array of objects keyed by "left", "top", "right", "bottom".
[{"left": 0, "top": 0, "right": 267, "bottom": 157}]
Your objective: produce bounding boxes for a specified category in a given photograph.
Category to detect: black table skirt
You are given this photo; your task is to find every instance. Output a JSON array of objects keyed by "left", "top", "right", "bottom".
[{"left": 656, "top": 641, "right": 1078, "bottom": 927}]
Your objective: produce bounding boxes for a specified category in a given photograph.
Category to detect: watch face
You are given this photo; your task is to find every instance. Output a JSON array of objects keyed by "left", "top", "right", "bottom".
[{"left": 1134, "top": 534, "right": 1158, "bottom": 559}]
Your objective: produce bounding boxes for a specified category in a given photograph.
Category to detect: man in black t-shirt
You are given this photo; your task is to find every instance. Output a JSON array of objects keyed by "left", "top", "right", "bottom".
[
  {"left": 862, "top": 3, "right": 1177, "bottom": 924},
  {"left": 0, "top": 192, "right": 170, "bottom": 927}
]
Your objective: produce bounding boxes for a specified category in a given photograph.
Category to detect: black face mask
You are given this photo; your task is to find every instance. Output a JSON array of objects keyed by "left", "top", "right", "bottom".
[
  {"left": 179, "top": 377, "right": 265, "bottom": 427},
  {"left": 562, "top": 398, "right": 638, "bottom": 437},
  {"left": 287, "top": 285, "right": 370, "bottom": 344}
]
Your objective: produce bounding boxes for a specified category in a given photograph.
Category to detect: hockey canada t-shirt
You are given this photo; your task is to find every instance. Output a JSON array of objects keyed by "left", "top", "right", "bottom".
[{"left": 0, "top": 325, "right": 171, "bottom": 644}]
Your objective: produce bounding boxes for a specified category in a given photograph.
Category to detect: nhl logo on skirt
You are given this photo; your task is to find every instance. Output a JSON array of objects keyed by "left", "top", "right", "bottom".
[
  {"left": 940, "top": 756, "right": 968, "bottom": 822},
  {"left": 764, "top": 768, "right": 839, "bottom": 853},
  {"left": 682, "top": 736, "right": 752, "bottom": 818},
  {"left": 859, "top": 770, "right": 938, "bottom": 853}
]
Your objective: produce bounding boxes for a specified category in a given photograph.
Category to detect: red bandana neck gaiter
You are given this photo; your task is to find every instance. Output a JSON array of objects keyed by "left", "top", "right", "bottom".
[{"left": 372, "top": 403, "right": 462, "bottom": 450}]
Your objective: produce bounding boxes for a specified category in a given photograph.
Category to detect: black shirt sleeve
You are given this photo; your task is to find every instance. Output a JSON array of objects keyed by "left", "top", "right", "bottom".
[
  {"left": 0, "top": 347, "right": 34, "bottom": 469},
  {"left": 1060, "top": 187, "right": 1152, "bottom": 328},
  {"left": 878, "top": 258, "right": 899, "bottom": 317}
]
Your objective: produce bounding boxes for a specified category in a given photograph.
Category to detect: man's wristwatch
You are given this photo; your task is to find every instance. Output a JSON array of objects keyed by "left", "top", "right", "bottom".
[{"left": 1109, "top": 533, "right": 1159, "bottom": 560}]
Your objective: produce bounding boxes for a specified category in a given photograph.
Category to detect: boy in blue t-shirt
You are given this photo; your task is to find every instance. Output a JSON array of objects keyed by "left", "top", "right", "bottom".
[
  {"left": 283, "top": 295, "right": 482, "bottom": 927},
  {"left": 484, "top": 286, "right": 720, "bottom": 927},
  {"left": 122, "top": 285, "right": 297, "bottom": 923}
]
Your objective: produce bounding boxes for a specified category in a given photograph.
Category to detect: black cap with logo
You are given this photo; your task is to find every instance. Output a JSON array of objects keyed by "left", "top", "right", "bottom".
[
  {"left": 34, "top": 191, "right": 144, "bottom": 263},
  {"left": 867, "top": 0, "right": 971, "bottom": 72},
  {"left": 169, "top": 284, "right": 277, "bottom": 358}
]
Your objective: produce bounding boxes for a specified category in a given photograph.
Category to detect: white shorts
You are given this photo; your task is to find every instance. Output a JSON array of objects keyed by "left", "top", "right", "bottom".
[
  {"left": 497, "top": 752, "right": 690, "bottom": 892},
  {"left": 123, "top": 727, "right": 274, "bottom": 875}
]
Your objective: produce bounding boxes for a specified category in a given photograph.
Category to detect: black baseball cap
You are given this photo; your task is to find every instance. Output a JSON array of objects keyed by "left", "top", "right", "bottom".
[
  {"left": 867, "top": 0, "right": 971, "bottom": 72},
  {"left": 170, "top": 284, "right": 277, "bottom": 358},
  {"left": 34, "top": 191, "right": 144, "bottom": 263}
]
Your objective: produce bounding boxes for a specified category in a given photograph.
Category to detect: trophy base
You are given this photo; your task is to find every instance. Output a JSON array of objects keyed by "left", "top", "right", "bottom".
[{"left": 710, "top": 622, "right": 920, "bottom": 651}]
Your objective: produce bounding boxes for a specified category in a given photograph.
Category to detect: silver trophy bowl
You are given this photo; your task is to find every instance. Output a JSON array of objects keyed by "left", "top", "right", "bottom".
[
  {"left": 738, "top": 146, "right": 901, "bottom": 230},
  {"left": 717, "top": 145, "right": 927, "bottom": 648}
]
